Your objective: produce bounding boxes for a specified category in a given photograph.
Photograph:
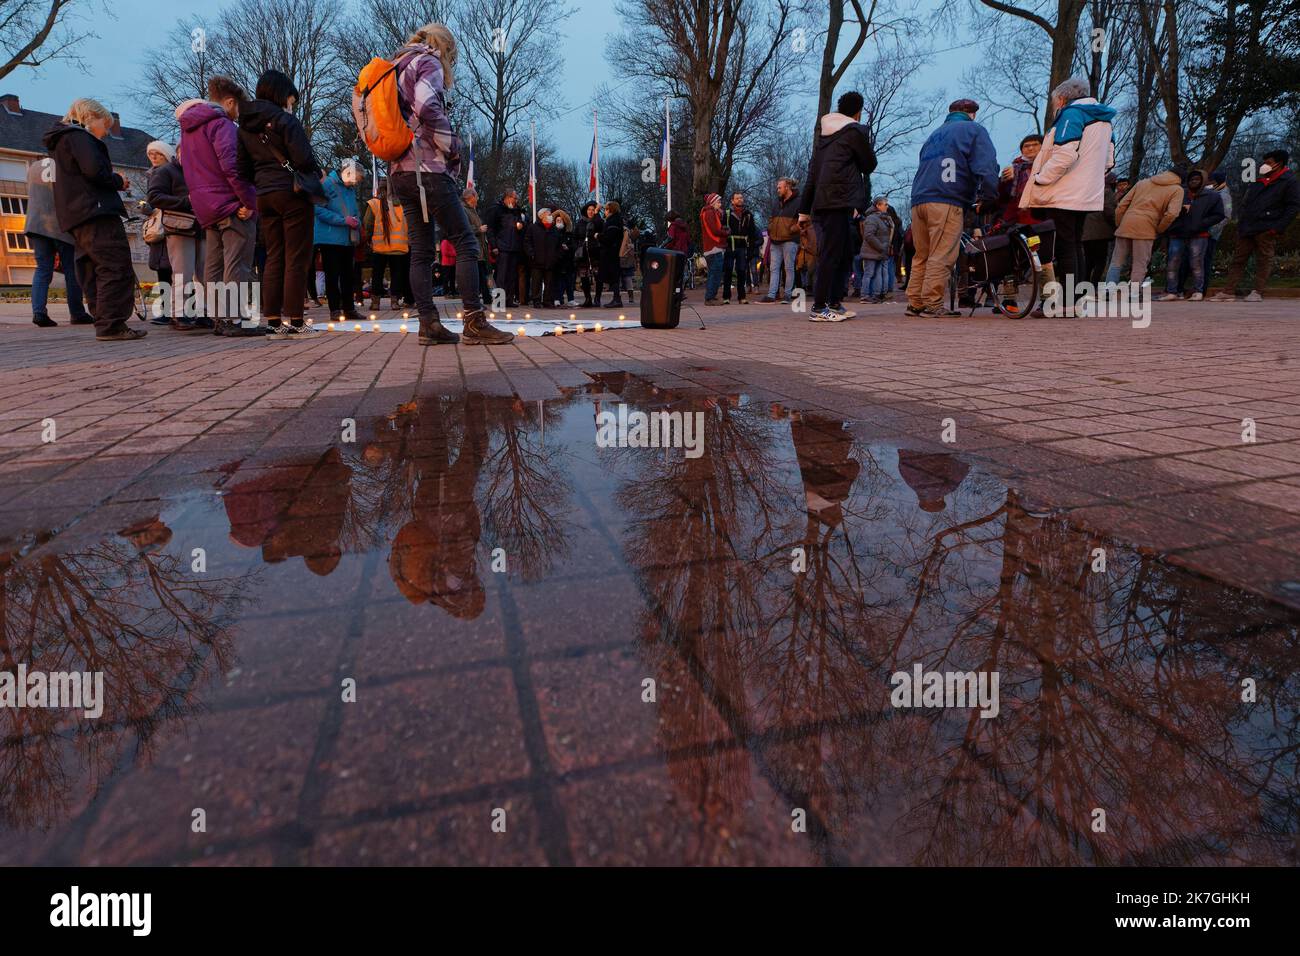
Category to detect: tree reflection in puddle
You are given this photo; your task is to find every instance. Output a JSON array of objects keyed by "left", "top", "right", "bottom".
[{"left": 0, "top": 371, "right": 1295, "bottom": 864}]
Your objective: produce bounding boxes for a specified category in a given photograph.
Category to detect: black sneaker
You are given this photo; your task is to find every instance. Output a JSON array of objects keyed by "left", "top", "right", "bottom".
[
  {"left": 904, "top": 304, "right": 925, "bottom": 316},
  {"left": 32, "top": 313, "right": 57, "bottom": 328},
  {"left": 70, "top": 315, "right": 95, "bottom": 326},
  {"left": 759, "top": 295, "right": 777, "bottom": 303}
]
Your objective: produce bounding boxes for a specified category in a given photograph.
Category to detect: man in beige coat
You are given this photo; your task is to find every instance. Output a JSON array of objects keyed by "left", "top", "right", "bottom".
[{"left": 1104, "top": 170, "right": 1185, "bottom": 285}]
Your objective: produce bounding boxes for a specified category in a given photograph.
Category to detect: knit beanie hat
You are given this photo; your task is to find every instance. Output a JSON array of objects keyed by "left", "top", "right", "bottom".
[{"left": 147, "top": 140, "right": 175, "bottom": 161}]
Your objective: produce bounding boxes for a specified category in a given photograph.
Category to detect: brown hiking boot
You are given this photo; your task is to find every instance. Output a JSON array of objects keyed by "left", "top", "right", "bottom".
[{"left": 459, "top": 309, "right": 514, "bottom": 345}]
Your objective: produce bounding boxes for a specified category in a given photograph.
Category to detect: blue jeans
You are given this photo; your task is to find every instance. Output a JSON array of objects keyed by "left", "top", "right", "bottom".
[
  {"left": 864, "top": 258, "right": 889, "bottom": 296},
  {"left": 30, "top": 233, "right": 90, "bottom": 321},
  {"left": 883, "top": 256, "right": 897, "bottom": 292},
  {"left": 704, "top": 251, "right": 724, "bottom": 300},
  {"left": 1166, "top": 237, "right": 1207, "bottom": 294},
  {"left": 850, "top": 254, "right": 866, "bottom": 293},
  {"left": 766, "top": 240, "right": 797, "bottom": 298}
]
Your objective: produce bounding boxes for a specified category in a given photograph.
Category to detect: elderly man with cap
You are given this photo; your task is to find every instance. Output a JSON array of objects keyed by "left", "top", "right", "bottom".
[{"left": 906, "top": 97, "right": 1000, "bottom": 317}]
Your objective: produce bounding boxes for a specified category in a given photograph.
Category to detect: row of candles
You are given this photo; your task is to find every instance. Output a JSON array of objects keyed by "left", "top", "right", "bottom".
[{"left": 320, "top": 311, "right": 628, "bottom": 335}]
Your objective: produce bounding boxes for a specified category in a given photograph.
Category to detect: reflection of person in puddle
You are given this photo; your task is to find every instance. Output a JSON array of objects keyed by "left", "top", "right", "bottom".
[
  {"left": 387, "top": 393, "right": 488, "bottom": 619},
  {"left": 896, "top": 450, "right": 970, "bottom": 513},
  {"left": 117, "top": 515, "right": 173, "bottom": 552},
  {"left": 223, "top": 448, "right": 351, "bottom": 575},
  {"left": 790, "top": 412, "right": 861, "bottom": 526}
]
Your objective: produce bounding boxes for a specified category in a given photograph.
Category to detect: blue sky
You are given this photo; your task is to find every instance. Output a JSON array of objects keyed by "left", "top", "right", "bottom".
[{"left": 3, "top": 0, "right": 1033, "bottom": 193}]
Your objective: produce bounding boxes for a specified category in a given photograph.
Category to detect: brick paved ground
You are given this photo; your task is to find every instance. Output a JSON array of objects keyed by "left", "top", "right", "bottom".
[{"left": 1, "top": 296, "right": 1298, "bottom": 866}]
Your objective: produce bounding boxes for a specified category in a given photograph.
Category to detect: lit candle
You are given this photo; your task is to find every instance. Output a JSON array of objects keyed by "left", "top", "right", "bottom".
[{"left": 399, "top": 324, "right": 408, "bottom": 332}]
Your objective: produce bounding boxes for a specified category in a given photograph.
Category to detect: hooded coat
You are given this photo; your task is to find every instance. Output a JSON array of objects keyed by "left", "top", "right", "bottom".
[
  {"left": 176, "top": 99, "right": 256, "bottom": 227},
  {"left": 237, "top": 98, "right": 319, "bottom": 195},
  {"left": 314, "top": 171, "right": 360, "bottom": 246},
  {"left": 41, "top": 121, "right": 128, "bottom": 232},
  {"left": 1114, "top": 171, "right": 1185, "bottom": 240},
  {"left": 800, "top": 112, "right": 876, "bottom": 214},
  {"left": 485, "top": 199, "right": 526, "bottom": 253},
  {"left": 1167, "top": 173, "right": 1226, "bottom": 238},
  {"left": 1019, "top": 98, "right": 1116, "bottom": 212}
]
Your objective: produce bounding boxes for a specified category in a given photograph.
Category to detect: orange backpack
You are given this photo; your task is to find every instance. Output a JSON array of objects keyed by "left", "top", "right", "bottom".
[{"left": 353, "top": 56, "right": 414, "bottom": 161}]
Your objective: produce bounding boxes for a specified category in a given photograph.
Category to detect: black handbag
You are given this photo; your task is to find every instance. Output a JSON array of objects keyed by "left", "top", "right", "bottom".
[
  {"left": 260, "top": 133, "right": 327, "bottom": 205},
  {"left": 961, "top": 232, "right": 1014, "bottom": 282}
]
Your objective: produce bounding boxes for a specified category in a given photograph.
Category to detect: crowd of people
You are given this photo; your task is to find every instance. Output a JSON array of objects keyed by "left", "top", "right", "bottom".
[
  {"left": 23, "top": 22, "right": 1300, "bottom": 344},
  {"left": 787, "top": 81, "right": 1300, "bottom": 321}
]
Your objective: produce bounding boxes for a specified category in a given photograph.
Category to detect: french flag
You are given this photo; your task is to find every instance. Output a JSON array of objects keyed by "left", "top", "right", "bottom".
[
  {"left": 465, "top": 134, "right": 475, "bottom": 191},
  {"left": 658, "top": 116, "right": 669, "bottom": 186},
  {"left": 588, "top": 111, "right": 599, "bottom": 195}
]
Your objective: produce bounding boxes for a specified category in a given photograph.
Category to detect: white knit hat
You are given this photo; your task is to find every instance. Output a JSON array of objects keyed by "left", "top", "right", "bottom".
[{"left": 146, "top": 140, "right": 175, "bottom": 161}]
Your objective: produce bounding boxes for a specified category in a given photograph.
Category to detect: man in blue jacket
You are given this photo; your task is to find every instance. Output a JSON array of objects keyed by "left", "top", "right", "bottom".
[{"left": 906, "top": 99, "right": 1000, "bottom": 317}]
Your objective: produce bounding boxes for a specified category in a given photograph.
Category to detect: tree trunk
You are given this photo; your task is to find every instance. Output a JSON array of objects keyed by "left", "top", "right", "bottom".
[
  {"left": 1044, "top": 0, "right": 1087, "bottom": 126},
  {"left": 817, "top": 0, "right": 845, "bottom": 118}
]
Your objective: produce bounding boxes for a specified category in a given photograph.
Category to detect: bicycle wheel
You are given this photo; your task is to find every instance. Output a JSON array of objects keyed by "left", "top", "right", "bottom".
[{"left": 993, "top": 233, "right": 1042, "bottom": 318}]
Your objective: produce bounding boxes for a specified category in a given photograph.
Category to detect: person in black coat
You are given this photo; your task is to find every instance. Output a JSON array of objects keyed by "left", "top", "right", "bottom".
[
  {"left": 524, "top": 209, "right": 569, "bottom": 306},
  {"left": 484, "top": 190, "right": 526, "bottom": 306},
  {"left": 1213, "top": 149, "right": 1300, "bottom": 301},
  {"left": 798, "top": 90, "right": 877, "bottom": 318},
  {"left": 576, "top": 201, "right": 604, "bottom": 306},
  {"left": 42, "top": 98, "right": 144, "bottom": 341},
  {"left": 597, "top": 201, "right": 625, "bottom": 308},
  {"left": 723, "top": 193, "right": 760, "bottom": 303},
  {"left": 238, "top": 70, "right": 320, "bottom": 330},
  {"left": 146, "top": 144, "right": 204, "bottom": 328}
]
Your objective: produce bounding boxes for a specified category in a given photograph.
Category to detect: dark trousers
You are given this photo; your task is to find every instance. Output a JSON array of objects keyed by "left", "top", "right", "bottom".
[
  {"left": 495, "top": 250, "right": 520, "bottom": 305},
  {"left": 319, "top": 244, "right": 355, "bottom": 314},
  {"left": 70, "top": 216, "right": 135, "bottom": 334},
  {"left": 1083, "top": 238, "right": 1110, "bottom": 285},
  {"left": 529, "top": 268, "right": 555, "bottom": 304},
  {"left": 1223, "top": 231, "right": 1278, "bottom": 294},
  {"left": 258, "top": 190, "right": 314, "bottom": 320},
  {"left": 723, "top": 247, "right": 749, "bottom": 300},
  {"left": 443, "top": 260, "right": 458, "bottom": 296},
  {"left": 31, "top": 232, "right": 91, "bottom": 322},
  {"left": 812, "top": 210, "right": 854, "bottom": 309},
  {"left": 371, "top": 252, "right": 411, "bottom": 304},
  {"left": 1037, "top": 207, "right": 1086, "bottom": 300},
  {"left": 391, "top": 170, "right": 483, "bottom": 318}
]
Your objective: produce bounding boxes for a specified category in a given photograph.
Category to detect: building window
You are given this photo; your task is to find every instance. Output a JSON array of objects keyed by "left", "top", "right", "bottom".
[
  {"left": 0, "top": 196, "right": 27, "bottom": 216},
  {"left": 5, "top": 232, "right": 31, "bottom": 252}
]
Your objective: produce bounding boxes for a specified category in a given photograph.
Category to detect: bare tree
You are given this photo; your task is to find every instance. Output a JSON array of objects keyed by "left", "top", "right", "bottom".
[
  {"left": 608, "top": 0, "right": 798, "bottom": 198},
  {"left": 961, "top": 18, "right": 1050, "bottom": 135},
  {"left": 455, "top": 0, "right": 574, "bottom": 157},
  {"left": 130, "top": 0, "right": 351, "bottom": 159},
  {"left": 0, "top": 0, "right": 90, "bottom": 82},
  {"left": 974, "top": 0, "right": 1088, "bottom": 125},
  {"left": 814, "top": 0, "right": 878, "bottom": 117}
]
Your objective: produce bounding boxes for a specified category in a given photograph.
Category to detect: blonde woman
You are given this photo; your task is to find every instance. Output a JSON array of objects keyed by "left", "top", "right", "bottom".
[
  {"left": 42, "top": 98, "right": 146, "bottom": 341},
  {"left": 389, "top": 23, "right": 512, "bottom": 344}
]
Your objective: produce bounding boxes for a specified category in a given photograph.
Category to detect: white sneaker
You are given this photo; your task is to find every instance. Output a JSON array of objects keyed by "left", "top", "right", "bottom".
[
  {"left": 828, "top": 305, "right": 856, "bottom": 320},
  {"left": 1209, "top": 292, "right": 1234, "bottom": 302},
  {"left": 1244, "top": 291, "right": 1263, "bottom": 302},
  {"left": 1190, "top": 292, "right": 1203, "bottom": 301},
  {"left": 809, "top": 307, "right": 835, "bottom": 322},
  {"left": 1157, "top": 293, "right": 1181, "bottom": 301}
]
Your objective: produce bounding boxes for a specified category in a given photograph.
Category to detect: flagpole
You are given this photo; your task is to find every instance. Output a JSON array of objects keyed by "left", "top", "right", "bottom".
[
  {"left": 593, "top": 108, "right": 600, "bottom": 206},
  {"left": 665, "top": 96, "right": 672, "bottom": 214},
  {"left": 530, "top": 120, "right": 537, "bottom": 223}
]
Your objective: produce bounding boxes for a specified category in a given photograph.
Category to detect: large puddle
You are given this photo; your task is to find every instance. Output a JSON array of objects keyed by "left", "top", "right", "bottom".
[{"left": 2, "top": 372, "right": 1297, "bottom": 865}]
